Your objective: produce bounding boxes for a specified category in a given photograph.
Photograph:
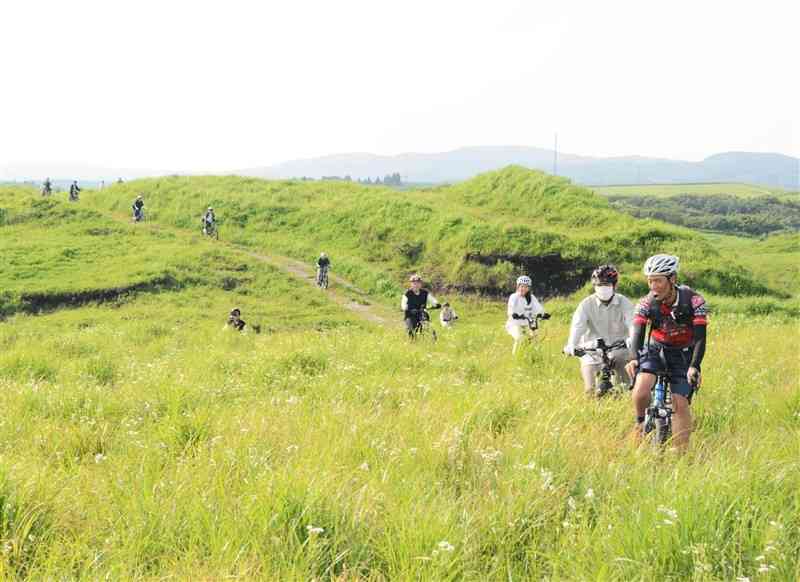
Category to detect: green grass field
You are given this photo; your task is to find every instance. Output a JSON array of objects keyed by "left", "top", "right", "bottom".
[
  {"left": 0, "top": 182, "right": 797, "bottom": 579},
  {"left": 592, "top": 183, "right": 795, "bottom": 198}
]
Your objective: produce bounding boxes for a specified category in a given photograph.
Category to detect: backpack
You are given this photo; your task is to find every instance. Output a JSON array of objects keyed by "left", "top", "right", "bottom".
[{"left": 647, "top": 285, "right": 696, "bottom": 327}]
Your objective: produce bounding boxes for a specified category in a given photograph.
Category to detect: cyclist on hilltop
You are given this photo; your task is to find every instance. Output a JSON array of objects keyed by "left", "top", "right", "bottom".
[
  {"left": 69, "top": 180, "right": 81, "bottom": 201},
  {"left": 41, "top": 177, "right": 52, "bottom": 196},
  {"left": 202, "top": 206, "right": 216, "bottom": 235},
  {"left": 132, "top": 194, "right": 145, "bottom": 221},
  {"left": 624, "top": 254, "right": 708, "bottom": 451},
  {"left": 401, "top": 274, "right": 441, "bottom": 340},
  {"left": 564, "top": 264, "right": 634, "bottom": 395},
  {"left": 506, "top": 275, "right": 549, "bottom": 355},
  {"left": 316, "top": 252, "right": 331, "bottom": 285},
  {"left": 225, "top": 308, "right": 247, "bottom": 332}
]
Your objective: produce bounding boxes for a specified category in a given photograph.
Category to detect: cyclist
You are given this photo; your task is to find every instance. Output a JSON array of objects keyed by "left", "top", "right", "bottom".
[
  {"left": 41, "top": 177, "right": 52, "bottom": 196},
  {"left": 440, "top": 302, "right": 458, "bottom": 328},
  {"left": 202, "top": 206, "right": 216, "bottom": 235},
  {"left": 624, "top": 254, "right": 708, "bottom": 451},
  {"left": 401, "top": 274, "right": 441, "bottom": 339},
  {"left": 132, "top": 195, "right": 145, "bottom": 221},
  {"left": 506, "top": 275, "right": 549, "bottom": 355},
  {"left": 69, "top": 180, "right": 81, "bottom": 201},
  {"left": 316, "top": 252, "right": 331, "bottom": 286},
  {"left": 226, "top": 308, "right": 247, "bottom": 332},
  {"left": 564, "top": 264, "right": 634, "bottom": 394}
]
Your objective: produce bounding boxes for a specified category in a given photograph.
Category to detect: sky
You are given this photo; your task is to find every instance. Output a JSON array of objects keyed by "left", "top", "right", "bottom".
[{"left": 1, "top": 0, "right": 797, "bottom": 175}]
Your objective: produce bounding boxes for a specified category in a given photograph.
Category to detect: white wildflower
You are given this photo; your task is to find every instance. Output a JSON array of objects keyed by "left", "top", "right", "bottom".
[
  {"left": 306, "top": 525, "right": 324, "bottom": 535},
  {"left": 585, "top": 488, "right": 595, "bottom": 499},
  {"left": 437, "top": 540, "right": 455, "bottom": 552},
  {"left": 94, "top": 453, "right": 106, "bottom": 463}
]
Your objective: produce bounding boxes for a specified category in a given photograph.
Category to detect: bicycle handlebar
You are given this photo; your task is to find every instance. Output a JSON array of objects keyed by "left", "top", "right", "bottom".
[{"left": 572, "top": 339, "right": 627, "bottom": 358}]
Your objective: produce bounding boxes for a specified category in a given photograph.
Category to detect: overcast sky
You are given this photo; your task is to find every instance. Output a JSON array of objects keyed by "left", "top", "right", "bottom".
[{"left": 1, "top": 0, "right": 797, "bottom": 174}]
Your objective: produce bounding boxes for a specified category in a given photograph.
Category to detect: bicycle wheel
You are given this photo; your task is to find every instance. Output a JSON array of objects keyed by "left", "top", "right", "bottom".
[{"left": 654, "top": 418, "right": 671, "bottom": 447}]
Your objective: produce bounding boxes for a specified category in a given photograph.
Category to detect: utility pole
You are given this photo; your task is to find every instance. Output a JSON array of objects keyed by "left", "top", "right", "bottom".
[{"left": 553, "top": 132, "right": 558, "bottom": 176}]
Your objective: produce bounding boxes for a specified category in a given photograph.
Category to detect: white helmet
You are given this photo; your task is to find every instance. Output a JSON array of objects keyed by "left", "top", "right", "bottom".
[
  {"left": 516, "top": 275, "right": 532, "bottom": 286},
  {"left": 643, "top": 254, "right": 679, "bottom": 277},
  {"left": 320, "top": 252, "right": 326, "bottom": 258}
]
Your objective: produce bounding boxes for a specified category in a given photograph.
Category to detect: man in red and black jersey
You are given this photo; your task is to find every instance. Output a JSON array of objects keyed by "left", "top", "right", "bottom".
[{"left": 624, "top": 254, "right": 708, "bottom": 450}]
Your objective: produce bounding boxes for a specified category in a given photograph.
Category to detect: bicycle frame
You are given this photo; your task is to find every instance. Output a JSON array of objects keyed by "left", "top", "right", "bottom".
[
  {"left": 573, "top": 338, "right": 627, "bottom": 396},
  {"left": 316, "top": 267, "right": 329, "bottom": 289},
  {"left": 409, "top": 308, "right": 437, "bottom": 341},
  {"left": 642, "top": 370, "right": 673, "bottom": 448}
]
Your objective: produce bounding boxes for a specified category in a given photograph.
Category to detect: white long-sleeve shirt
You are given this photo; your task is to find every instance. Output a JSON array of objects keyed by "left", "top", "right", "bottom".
[
  {"left": 506, "top": 292, "right": 544, "bottom": 326},
  {"left": 565, "top": 292, "right": 634, "bottom": 355}
]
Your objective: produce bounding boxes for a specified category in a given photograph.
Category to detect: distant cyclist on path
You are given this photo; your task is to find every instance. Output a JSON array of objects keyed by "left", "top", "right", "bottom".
[{"left": 401, "top": 274, "right": 441, "bottom": 339}]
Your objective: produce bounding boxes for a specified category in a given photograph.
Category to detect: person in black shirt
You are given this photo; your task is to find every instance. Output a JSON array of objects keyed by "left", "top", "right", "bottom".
[
  {"left": 400, "top": 274, "right": 440, "bottom": 339},
  {"left": 226, "top": 308, "right": 246, "bottom": 332},
  {"left": 132, "top": 195, "right": 145, "bottom": 221}
]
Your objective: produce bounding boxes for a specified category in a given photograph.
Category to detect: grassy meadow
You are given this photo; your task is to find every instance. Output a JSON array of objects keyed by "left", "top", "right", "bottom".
[
  {"left": 592, "top": 183, "right": 795, "bottom": 199},
  {"left": 0, "top": 178, "right": 798, "bottom": 579}
]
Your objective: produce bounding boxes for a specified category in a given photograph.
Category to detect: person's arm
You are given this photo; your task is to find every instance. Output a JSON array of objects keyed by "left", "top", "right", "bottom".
[
  {"left": 507, "top": 295, "right": 517, "bottom": 319},
  {"left": 530, "top": 296, "right": 545, "bottom": 317},
  {"left": 400, "top": 295, "right": 408, "bottom": 312},
  {"left": 690, "top": 325, "right": 706, "bottom": 369},
  {"left": 427, "top": 293, "right": 440, "bottom": 308},
  {"left": 565, "top": 302, "right": 589, "bottom": 352}
]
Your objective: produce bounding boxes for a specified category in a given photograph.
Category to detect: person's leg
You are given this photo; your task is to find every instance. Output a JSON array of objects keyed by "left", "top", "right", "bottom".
[
  {"left": 611, "top": 348, "right": 632, "bottom": 387},
  {"left": 631, "top": 372, "right": 656, "bottom": 436},
  {"left": 508, "top": 324, "right": 523, "bottom": 354},
  {"left": 580, "top": 363, "right": 601, "bottom": 394},
  {"left": 404, "top": 317, "right": 416, "bottom": 339},
  {"left": 670, "top": 394, "right": 692, "bottom": 451}
]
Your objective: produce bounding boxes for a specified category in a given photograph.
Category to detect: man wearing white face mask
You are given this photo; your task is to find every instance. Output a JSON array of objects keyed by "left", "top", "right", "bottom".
[{"left": 564, "top": 264, "right": 634, "bottom": 394}]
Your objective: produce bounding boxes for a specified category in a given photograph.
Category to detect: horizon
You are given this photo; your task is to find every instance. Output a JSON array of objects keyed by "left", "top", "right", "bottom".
[{"left": 2, "top": 144, "right": 798, "bottom": 182}]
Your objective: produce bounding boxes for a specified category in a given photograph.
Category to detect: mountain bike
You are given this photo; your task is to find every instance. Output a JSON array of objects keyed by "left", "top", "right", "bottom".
[
  {"left": 316, "top": 266, "right": 329, "bottom": 289},
  {"left": 409, "top": 307, "right": 439, "bottom": 342},
  {"left": 572, "top": 338, "right": 628, "bottom": 397},
  {"left": 202, "top": 221, "right": 219, "bottom": 240},
  {"left": 642, "top": 365, "right": 673, "bottom": 448}
]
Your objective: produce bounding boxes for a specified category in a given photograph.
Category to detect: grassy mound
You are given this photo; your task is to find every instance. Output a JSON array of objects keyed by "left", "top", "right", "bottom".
[{"left": 82, "top": 167, "right": 782, "bottom": 300}]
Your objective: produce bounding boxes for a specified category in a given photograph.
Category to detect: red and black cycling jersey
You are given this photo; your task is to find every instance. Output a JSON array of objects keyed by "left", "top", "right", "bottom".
[{"left": 633, "top": 285, "right": 708, "bottom": 348}]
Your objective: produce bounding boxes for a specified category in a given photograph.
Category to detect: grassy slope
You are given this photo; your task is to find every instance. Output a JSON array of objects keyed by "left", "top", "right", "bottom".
[
  {"left": 0, "top": 186, "right": 797, "bottom": 579},
  {"left": 0, "top": 187, "right": 360, "bottom": 330},
  {"left": 81, "top": 167, "right": 784, "bottom": 302}
]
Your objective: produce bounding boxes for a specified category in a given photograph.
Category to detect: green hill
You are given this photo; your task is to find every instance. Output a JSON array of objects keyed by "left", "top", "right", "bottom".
[
  {"left": 0, "top": 182, "right": 797, "bottom": 579},
  {"left": 83, "top": 166, "right": 783, "bottom": 300}
]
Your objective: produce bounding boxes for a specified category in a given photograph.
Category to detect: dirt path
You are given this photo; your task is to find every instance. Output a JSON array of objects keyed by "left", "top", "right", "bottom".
[
  {"left": 113, "top": 212, "right": 395, "bottom": 326},
  {"left": 240, "top": 249, "right": 394, "bottom": 326}
]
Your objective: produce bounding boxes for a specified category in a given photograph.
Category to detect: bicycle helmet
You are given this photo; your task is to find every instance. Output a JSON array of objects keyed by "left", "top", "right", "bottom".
[
  {"left": 643, "top": 254, "right": 679, "bottom": 277},
  {"left": 409, "top": 274, "right": 422, "bottom": 282},
  {"left": 320, "top": 252, "right": 326, "bottom": 258},
  {"left": 230, "top": 308, "right": 241, "bottom": 316},
  {"left": 208, "top": 206, "right": 213, "bottom": 211},
  {"left": 516, "top": 275, "right": 532, "bottom": 286},
  {"left": 591, "top": 264, "right": 619, "bottom": 285}
]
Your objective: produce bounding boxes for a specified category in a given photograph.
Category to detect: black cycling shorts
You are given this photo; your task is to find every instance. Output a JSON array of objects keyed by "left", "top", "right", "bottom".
[{"left": 638, "top": 343, "right": 695, "bottom": 401}]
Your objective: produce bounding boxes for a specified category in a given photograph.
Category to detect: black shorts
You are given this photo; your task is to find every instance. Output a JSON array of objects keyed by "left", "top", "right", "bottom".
[{"left": 638, "top": 343, "right": 695, "bottom": 401}]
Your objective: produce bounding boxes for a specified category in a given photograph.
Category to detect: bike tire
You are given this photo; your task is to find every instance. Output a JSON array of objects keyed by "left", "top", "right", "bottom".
[{"left": 653, "top": 418, "right": 670, "bottom": 448}]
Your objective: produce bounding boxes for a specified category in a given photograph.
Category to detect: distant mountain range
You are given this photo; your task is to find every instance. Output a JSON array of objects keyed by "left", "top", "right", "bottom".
[
  {"left": 3, "top": 148, "right": 798, "bottom": 190},
  {"left": 239, "top": 147, "right": 800, "bottom": 190}
]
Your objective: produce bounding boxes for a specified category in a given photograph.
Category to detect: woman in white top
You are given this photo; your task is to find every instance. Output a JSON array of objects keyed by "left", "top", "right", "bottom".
[{"left": 506, "top": 275, "right": 547, "bottom": 354}]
